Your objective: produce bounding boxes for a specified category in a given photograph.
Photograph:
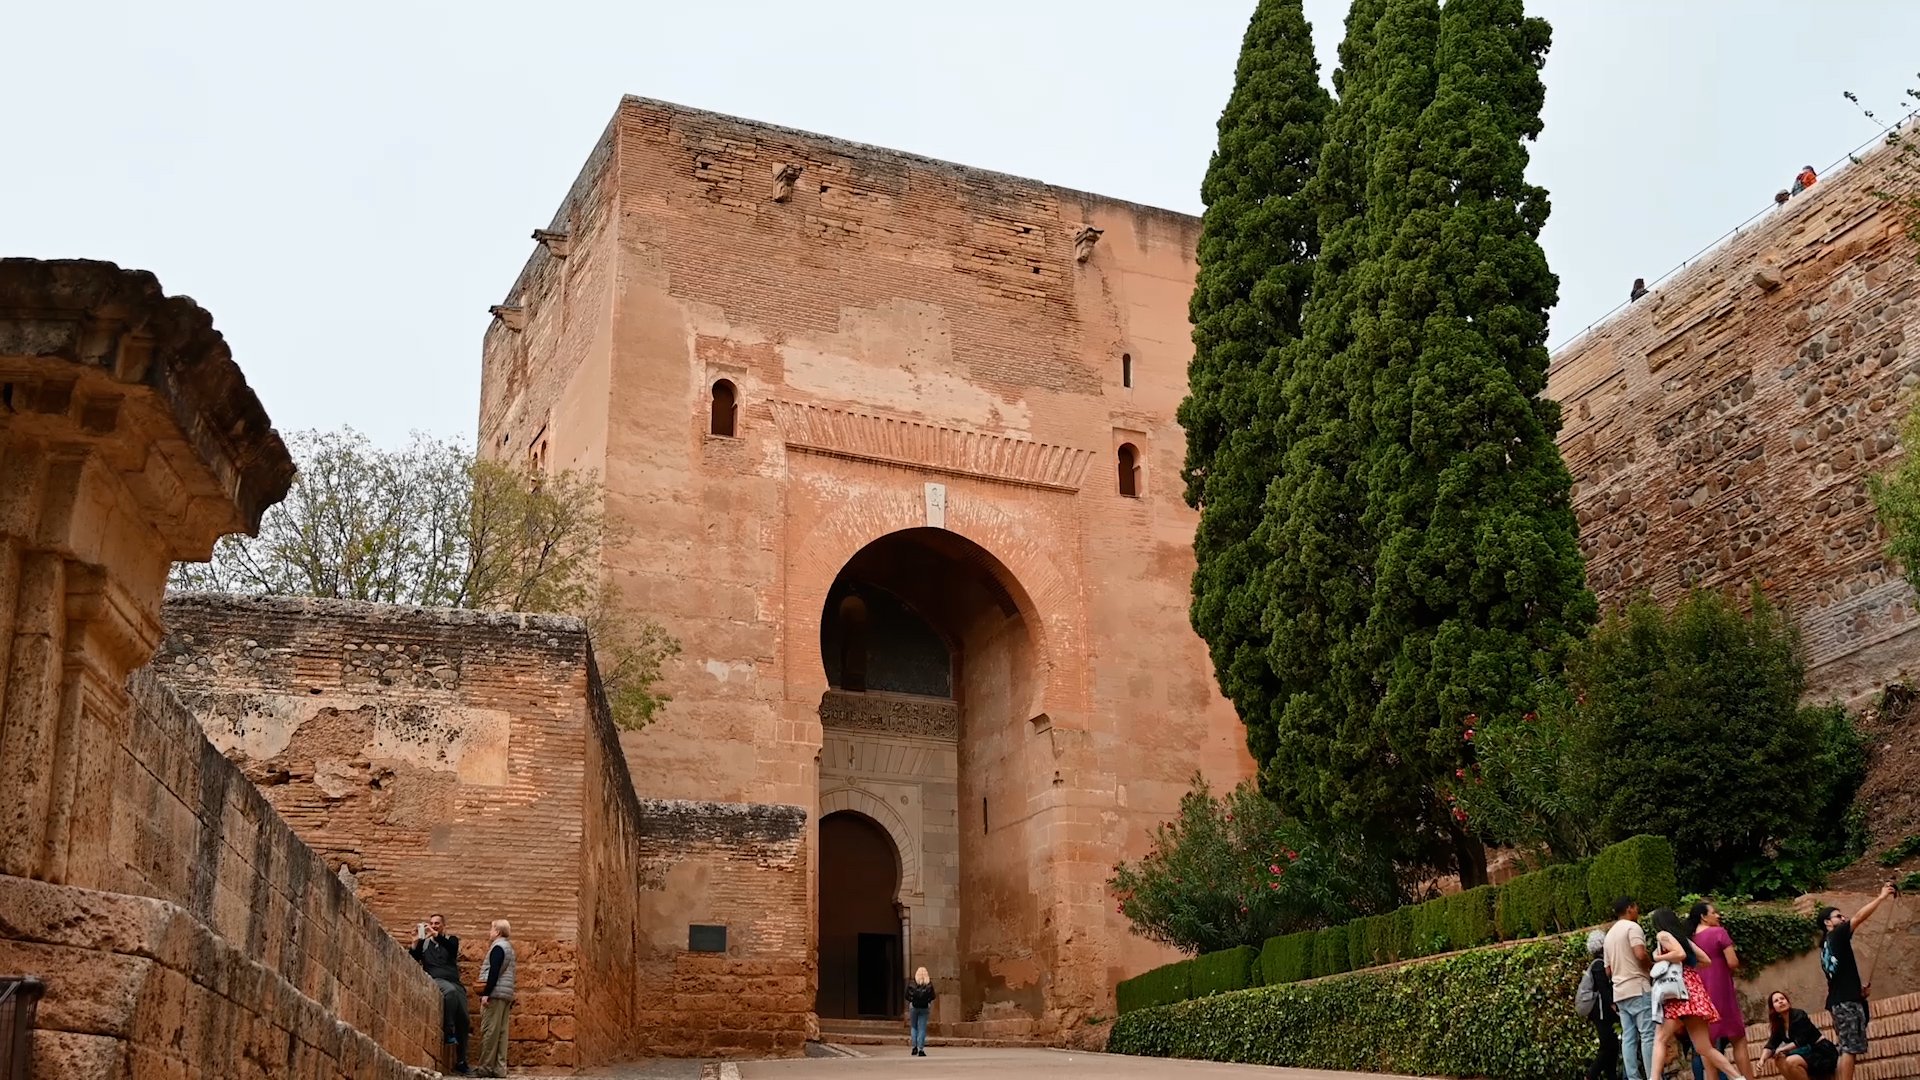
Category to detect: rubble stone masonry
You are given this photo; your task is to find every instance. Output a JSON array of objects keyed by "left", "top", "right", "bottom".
[
  {"left": 0, "top": 259, "right": 439, "bottom": 1079},
  {"left": 1549, "top": 139, "right": 1920, "bottom": 701}
]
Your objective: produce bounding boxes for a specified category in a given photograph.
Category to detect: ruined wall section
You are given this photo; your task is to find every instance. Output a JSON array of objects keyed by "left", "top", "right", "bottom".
[
  {"left": 154, "top": 594, "right": 600, "bottom": 1070},
  {"left": 576, "top": 653, "right": 647, "bottom": 1063},
  {"left": 1549, "top": 141, "right": 1920, "bottom": 702},
  {"left": 631, "top": 800, "right": 811, "bottom": 1057}
]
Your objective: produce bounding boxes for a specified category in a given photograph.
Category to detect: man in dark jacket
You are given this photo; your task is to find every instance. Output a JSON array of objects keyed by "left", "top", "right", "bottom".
[{"left": 410, "top": 913, "right": 470, "bottom": 1075}]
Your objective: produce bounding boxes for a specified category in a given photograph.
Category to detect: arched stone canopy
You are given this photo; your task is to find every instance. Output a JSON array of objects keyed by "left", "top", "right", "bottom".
[{"left": 818, "top": 786, "right": 921, "bottom": 900}]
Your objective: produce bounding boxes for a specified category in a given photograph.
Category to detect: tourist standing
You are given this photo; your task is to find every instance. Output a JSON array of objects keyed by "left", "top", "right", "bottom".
[
  {"left": 1605, "top": 897, "right": 1656, "bottom": 1080},
  {"left": 1820, "top": 881, "right": 1897, "bottom": 1080},
  {"left": 1648, "top": 907, "right": 1749, "bottom": 1080},
  {"left": 1690, "top": 902, "right": 1752, "bottom": 1080},
  {"left": 410, "top": 913, "right": 471, "bottom": 1075},
  {"left": 1761, "top": 991, "right": 1836, "bottom": 1080},
  {"left": 905, "top": 966, "right": 936, "bottom": 1057},
  {"left": 474, "top": 919, "right": 517, "bottom": 1079},
  {"left": 1584, "top": 929, "right": 1623, "bottom": 1080}
]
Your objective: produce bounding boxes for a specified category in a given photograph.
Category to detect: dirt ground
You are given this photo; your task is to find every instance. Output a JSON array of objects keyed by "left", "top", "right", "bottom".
[{"left": 1830, "top": 684, "right": 1920, "bottom": 892}]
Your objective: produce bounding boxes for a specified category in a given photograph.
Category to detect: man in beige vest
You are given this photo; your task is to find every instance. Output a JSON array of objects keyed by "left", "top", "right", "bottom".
[{"left": 475, "top": 919, "right": 517, "bottom": 1078}]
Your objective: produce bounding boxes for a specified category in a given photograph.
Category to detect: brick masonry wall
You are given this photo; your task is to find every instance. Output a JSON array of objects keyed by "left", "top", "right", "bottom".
[
  {"left": 154, "top": 594, "right": 598, "bottom": 1069},
  {"left": 1549, "top": 139, "right": 1920, "bottom": 702},
  {"left": 576, "top": 653, "right": 647, "bottom": 1063},
  {"left": 3, "top": 668, "right": 441, "bottom": 1079},
  {"left": 632, "top": 799, "right": 812, "bottom": 1057}
]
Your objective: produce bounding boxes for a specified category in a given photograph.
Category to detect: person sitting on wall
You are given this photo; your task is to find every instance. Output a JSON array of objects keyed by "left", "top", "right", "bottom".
[
  {"left": 1792, "top": 165, "right": 1819, "bottom": 196},
  {"left": 411, "top": 913, "right": 472, "bottom": 1075}
]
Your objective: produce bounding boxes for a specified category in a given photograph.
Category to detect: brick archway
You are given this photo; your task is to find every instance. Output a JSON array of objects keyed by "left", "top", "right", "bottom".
[
  {"left": 818, "top": 786, "right": 921, "bottom": 900},
  {"left": 785, "top": 489, "right": 1085, "bottom": 723}
]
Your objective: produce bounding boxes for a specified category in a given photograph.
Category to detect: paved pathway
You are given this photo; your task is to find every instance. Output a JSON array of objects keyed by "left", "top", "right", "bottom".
[{"left": 566, "top": 1047, "right": 1416, "bottom": 1080}]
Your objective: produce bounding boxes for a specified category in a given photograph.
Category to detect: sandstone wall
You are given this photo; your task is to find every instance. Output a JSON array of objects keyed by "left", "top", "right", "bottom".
[
  {"left": 630, "top": 799, "right": 811, "bottom": 1057},
  {"left": 0, "top": 259, "right": 438, "bottom": 1079},
  {"left": 477, "top": 96, "right": 1254, "bottom": 1031},
  {"left": 4, "top": 672, "right": 441, "bottom": 1079},
  {"left": 576, "top": 652, "right": 648, "bottom": 1063},
  {"left": 155, "top": 594, "right": 601, "bottom": 1069},
  {"left": 1549, "top": 141, "right": 1920, "bottom": 702}
]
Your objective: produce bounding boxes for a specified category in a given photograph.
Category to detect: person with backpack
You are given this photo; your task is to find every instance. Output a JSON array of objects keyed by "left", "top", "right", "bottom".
[{"left": 1580, "top": 929, "right": 1623, "bottom": 1080}]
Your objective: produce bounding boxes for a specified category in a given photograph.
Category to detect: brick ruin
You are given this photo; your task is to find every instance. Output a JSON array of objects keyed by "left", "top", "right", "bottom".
[
  {"left": 0, "top": 260, "right": 442, "bottom": 1079},
  {"left": 152, "top": 594, "right": 814, "bottom": 1065},
  {"left": 1551, "top": 135, "right": 1920, "bottom": 702}
]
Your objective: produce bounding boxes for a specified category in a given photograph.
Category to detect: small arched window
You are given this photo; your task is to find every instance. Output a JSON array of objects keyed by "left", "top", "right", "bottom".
[
  {"left": 1117, "top": 443, "right": 1141, "bottom": 498},
  {"left": 1122, "top": 352, "right": 1133, "bottom": 388},
  {"left": 709, "top": 379, "right": 738, "bottom": 437}
]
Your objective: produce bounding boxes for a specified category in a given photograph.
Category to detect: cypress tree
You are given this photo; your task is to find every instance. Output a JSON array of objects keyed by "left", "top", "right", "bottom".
[
  {"left": 1178, "top": 0, "right": 1331, "bottom": 763},
  {"left": 1256, "top": 0, "right": 1445, "bottom": 869},
  {"left": 1356, "top": 0, "right": 1595, "bottom": 883}
]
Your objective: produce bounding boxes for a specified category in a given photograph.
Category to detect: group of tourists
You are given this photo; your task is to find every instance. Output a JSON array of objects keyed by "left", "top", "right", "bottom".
[
  {"left": 1582, "top": 882, "right": 1897, "bottom": 1080},
  {"left": 409, "top": 913, "right": 517, "bottom": 1077}
]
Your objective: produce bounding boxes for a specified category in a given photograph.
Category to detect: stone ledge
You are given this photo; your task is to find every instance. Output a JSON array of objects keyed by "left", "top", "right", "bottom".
[{"left": 0, "top": 258, "right": 293, "bottom": 534}]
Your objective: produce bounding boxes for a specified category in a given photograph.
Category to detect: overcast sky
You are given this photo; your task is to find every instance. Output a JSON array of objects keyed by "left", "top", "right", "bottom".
[{"left": 6, "top": 1, "right": 1918, "bottom": 448}]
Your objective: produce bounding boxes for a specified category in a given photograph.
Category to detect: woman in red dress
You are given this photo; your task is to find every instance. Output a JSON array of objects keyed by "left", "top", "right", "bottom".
[{"left": 1649, "top": 907, "right": 1750, "bottom": 1080}]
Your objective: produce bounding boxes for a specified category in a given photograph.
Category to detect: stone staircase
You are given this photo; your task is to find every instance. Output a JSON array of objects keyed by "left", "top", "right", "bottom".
[{"left": 815, "top": 1017, "right": 1041, "bottom": 1050}]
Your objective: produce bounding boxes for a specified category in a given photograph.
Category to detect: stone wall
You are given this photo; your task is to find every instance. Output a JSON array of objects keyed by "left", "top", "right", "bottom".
[
  {"left": 0, "top": 259, "right": 438, "bottom": 1079},
  {"left": 154, "top": 593, "right": 606, "bottom": 1070},
  {"left": 3, "top": 673, "right": 440, "bottom": 1079},
  {"left": 576, "top": 653, "right": 648, "bottom": 1063},
  {"left": 1549, "top": 140, "right": 1920, "bottom": 702},
  {"left": 631, "top": 799, "right": 812, "bottom": 1057}
]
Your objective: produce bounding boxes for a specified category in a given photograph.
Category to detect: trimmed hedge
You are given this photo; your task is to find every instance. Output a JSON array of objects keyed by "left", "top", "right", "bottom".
[
  {"left": 1189, "top": 945, "right": 1260, "bottom": 998},
  {"left": 1121, "top": 834, "right": 1683, "bottom": 1014},
  {"left": 1112, "top": 934, "right": 1594, "bottom": 1080},
  {"left": 1115, "top": 957, "right": 1190, "bottom": 1014},
  {"left": 1111, "top": 913, "right": 1826, "bottom": 1079},
  {"left": 1588, "top": 834, "right": 1679, "bottom": 917}
]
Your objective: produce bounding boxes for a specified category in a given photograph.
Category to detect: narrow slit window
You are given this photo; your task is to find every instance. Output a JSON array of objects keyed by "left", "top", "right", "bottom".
[
  {"left": 1117, "top": 443, "right": 1141, "bottom": 498},
  {"left": 1121, "top": 352, "right": 1132, "bottom": 388},
  {"left": 710, "top": 379, "right": 738, "bottom": 437}
]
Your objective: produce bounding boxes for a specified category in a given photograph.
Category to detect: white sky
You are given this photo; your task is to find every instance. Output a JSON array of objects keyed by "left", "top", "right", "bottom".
[{"left": 6, "top": 1, "right": 1918, "bottom": 447}]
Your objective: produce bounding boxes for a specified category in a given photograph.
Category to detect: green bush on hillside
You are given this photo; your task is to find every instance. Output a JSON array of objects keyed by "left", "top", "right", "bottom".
[{"left": 1259, "top": 931, "right": 1315, "bottom": 987}]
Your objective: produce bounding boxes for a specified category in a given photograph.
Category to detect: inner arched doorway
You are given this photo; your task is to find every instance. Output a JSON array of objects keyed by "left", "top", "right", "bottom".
[
  {"left": 815, "top": 527, "right": 1040, "bottom": 1024},
  {"left": 815, "top": 810, "right": 903, "bottom": 1019}
]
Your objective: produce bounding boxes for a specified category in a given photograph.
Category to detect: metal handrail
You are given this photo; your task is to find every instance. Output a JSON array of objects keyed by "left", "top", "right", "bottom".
[{"left": 0, "top": 977, "right": 46, "bottom": 1080}]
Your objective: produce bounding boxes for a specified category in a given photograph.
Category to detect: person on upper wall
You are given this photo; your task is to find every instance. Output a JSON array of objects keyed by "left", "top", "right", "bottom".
[{"left": 410, "top": 913, "right": 472, "bottom": 1075}]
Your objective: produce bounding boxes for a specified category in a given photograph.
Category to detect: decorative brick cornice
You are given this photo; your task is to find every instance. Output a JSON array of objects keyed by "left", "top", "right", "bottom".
[
  {"left": 771, "top": 400, "right": 1092, "bottom": 491},
  {"left": 819, "top": 688, "right": 958, "bottom": 740}
]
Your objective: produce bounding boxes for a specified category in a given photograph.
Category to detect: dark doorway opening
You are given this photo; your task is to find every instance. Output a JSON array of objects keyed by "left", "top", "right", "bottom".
[{"left": 816, "top": 811, "right": 902, "bottom": 1020}]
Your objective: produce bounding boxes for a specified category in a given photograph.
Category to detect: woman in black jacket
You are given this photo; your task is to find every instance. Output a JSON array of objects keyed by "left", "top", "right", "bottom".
[
  {"left": 1762, "top": 991, "right": 1836, "bottom": 1080},
  {"left": 905, "top": 967, "right": 936, "bottom": 1057},
  {"left": 1585, "top": 929, "right": 1622, "bottom": 1080}
]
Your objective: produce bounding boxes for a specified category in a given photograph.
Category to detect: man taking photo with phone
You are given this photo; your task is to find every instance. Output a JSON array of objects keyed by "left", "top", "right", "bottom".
[{"left": 410, "top": 913, "right": 471, "bottom": 1075}]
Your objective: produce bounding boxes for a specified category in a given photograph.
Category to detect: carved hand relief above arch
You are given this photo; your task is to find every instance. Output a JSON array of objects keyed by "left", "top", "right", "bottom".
[
  {"left": 819, "top": 788, "right": 922, "bottom": 900},
  {"left": 770, "top": 400, "right": 1094, "bottom": 491},
  {"left": 786, "top": 491, "right": 1086, "bottom": 724}
]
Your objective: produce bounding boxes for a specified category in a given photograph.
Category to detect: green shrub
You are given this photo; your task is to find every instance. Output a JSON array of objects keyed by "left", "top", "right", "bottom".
[
  {"left": 1115, "top": 958, "right": 1191, "bottom": 1014},
  {"left": 1500, "top": 861, "right": 1594, "bottom": 939},
  {"left": 1550, "top": 861, "right": 1597, "bottom": 928},
  {"left": 1712, "top": 909, "right": 1819, "bottom": 971},
  {"left": 1447, "top": 886, "right": 1498, "bottom": 949},
  {"left": 1259, "top": 931, "right": 1316, "bottom": 987},
  {"left": 1410, "top": 893, "right": 1451, "bottom": 957},
  {"left": 1190, "top": 946, "right": 1260, "bottom": 998},
  {"left": 1109, "top": 934, "right": 1593, "bottom": 1080},
  {"left": 1878, "top": 834, "right": 1920, "bottom": 867},
  {"left": 1586, "top": 835, "right": 1678, "bottom": 916},
  {"left": 1312, "top": 924, "right": 1351, "bottom": 977}
]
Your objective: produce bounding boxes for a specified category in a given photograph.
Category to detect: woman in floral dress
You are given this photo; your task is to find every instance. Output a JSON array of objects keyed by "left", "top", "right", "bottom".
[{"left": 1649, "top": 907, "right": 1750, "bottom": 1080}]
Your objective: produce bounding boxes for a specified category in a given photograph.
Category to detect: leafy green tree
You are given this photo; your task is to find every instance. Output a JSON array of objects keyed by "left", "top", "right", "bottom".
[
  {"left": 1442, "top": 685, "right": 1608, "bottom": 867},
  {"left": 1179, "top": 0, "right": 1331, "bottom": 757},
  {"left": 171, "top": 428, "right": 678, "bottom": 729},
  {"left": 1870, "top": 406, "right": 1920, "bottom": 593},
  {"left": 1109, "top": 775, "right": 1403, "bottom": 955},
  {"left": 1578, "top": 590, "right": 1862, "bottom": 894}
]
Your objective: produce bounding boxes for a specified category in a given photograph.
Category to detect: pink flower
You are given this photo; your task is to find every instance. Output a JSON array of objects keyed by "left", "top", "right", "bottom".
[
  {"left": 1455, "top": 769, "right": 1466, "bottom": 780},
  {"left": 1269, "top": 882, "right": 1280, "bottom": 891},
  {"left": 1453, "top": 808, "right": 1469, "bottom": 823},
  {"left": 1524, "top": 711, "right": 1537, "bottom": 723},
  {"left": 1464, "top": 729, "right": 1475, "bottom": 742},
  {"left": 1283, "top": 848, "right": 1297, "bottom": 860},
  {"left": 1465, "top": 713, "right": 1479, "bottom": 725},
  {"left": 1269, "top": 864, "right": 1282, "bottom": 874}
]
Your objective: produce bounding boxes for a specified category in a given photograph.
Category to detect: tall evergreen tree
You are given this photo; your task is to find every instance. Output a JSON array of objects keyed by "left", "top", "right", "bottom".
[
  {"left": 1257, "top": 0, "right": 1445, "bottom": 870},
  {"left": 1354, "top": 0, "right": 1595, "bottom": 883},
  {"left": 1179, "top": 0, "right": 1332, "bottom": 749}
]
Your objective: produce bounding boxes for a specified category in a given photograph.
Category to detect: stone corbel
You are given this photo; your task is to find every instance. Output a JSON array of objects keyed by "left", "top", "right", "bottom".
[
  {"left": 1752, "top": 263, "right": 1784, "bottom": 292},
  {"left": 531, "top": 229, "right": 571, "bottom": 259},
  {"left": 1073, "top": 226, "right": 1103, "bottom": 263},
  {"left": 772, "top": 164, "right": 803, "bottom": 203},
  {"left": 488, "top": 305, "right": 526, "bottom": 332}
]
